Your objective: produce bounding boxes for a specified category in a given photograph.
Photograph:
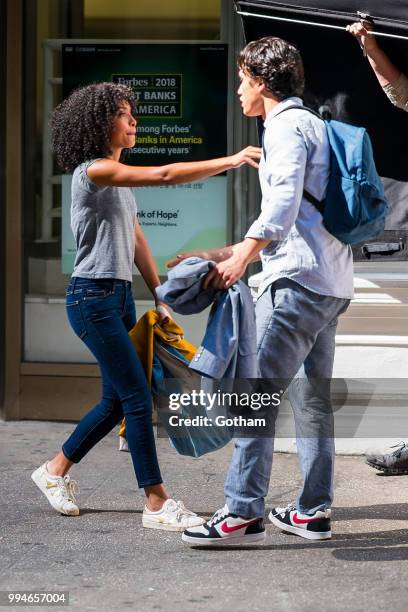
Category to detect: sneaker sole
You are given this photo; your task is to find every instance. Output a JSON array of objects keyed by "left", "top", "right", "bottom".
[
  {"left": 31, "top": 470, "right": 79, "bottom": 517},
  {"left": 181, "top": 531, "right": 266, "bottom": 546},
  {"left": 269, "top": 513, "right": 331, "bottom": 540},
  {"left": 142, "top": 518, "right": 204, "bottom": 532},
  {"left": 366, "top": 460, "right": 408, "bottom": 475}
]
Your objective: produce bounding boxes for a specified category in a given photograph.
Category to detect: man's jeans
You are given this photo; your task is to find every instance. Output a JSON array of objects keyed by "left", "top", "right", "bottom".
[
  {"left": 224, "top": 278, "right": 350, "bottom": 517},
  {"left": 62, "top": 277, "right": 162, "bottom": 489}
]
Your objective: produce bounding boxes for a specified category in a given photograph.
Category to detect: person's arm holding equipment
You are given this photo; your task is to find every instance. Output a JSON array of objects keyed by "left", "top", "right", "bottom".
[{"left": 347, "top": 20, "right": 408, "bottom": 112}]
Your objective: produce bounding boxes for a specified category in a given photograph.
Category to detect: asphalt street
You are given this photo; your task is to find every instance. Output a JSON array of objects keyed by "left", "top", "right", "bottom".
[{"left": 1, "top": 420, "right": 408, "bottom": 612}]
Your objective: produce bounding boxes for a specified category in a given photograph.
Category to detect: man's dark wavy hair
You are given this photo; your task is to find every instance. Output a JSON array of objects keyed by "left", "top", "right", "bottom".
[
  {"left": 51, "top": 82, "right": 137, "bottom": 172},
  {"left": 238, "top": 37, "right": 304, "bottom": 100}
]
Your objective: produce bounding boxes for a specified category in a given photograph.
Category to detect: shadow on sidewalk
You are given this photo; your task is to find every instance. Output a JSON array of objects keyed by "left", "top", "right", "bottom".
[
  {"left": 187, "top": 504, "right": 408, "bottom": 561},
  {"left": 190, "top": 528, "right": 408, "bottom": 561},
  {"left": 333, "top": 503, "right": 408, "bottom": 520}
]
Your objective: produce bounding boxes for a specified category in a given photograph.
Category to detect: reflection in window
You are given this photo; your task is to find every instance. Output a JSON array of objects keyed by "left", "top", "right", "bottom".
[{"left": 24, "top": 0, "right": 221, "bottom": 297}]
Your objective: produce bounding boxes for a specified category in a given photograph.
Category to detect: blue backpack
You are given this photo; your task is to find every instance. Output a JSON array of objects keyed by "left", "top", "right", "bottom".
[{"left": 270, "top": 106, "right": 388, "bottom": 245}]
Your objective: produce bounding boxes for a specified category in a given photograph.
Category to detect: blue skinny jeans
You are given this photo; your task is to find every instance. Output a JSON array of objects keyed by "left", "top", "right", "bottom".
[{"left": 62, "top": 276, "right": 162, "bottom": 488}]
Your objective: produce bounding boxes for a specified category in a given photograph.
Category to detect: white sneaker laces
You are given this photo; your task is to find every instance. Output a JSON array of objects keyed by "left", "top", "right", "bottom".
[
  {"left": 276, "top": 502, "right": 330, "bottom": 518},
  {"left": 175, "top": 500, "right": 196, "bottom": 520},
  {"left": 390, "top": 441, "right": 408, "bottom": 456},
  {"left": 208, "top": 506, "right": 229, "bottom": 527},
  {"left": 276, "top": 502, "right": 296, "bottom": 514},
  {"left": 58, "top": 476, "right": 80, "bottom": 503}
]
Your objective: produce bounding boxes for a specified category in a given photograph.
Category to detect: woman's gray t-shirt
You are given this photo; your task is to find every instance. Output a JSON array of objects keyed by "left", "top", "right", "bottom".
[{"left": 71, "top": 159, "right": 137, "bottom": 282}]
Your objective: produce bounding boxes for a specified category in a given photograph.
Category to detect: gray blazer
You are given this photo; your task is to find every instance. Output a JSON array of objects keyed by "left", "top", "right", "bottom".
[{"left": 156, "top": 257, "right": 258, "bottom": 379}]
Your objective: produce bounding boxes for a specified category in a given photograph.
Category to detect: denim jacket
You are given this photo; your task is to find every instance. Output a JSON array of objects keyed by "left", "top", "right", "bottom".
[
  {"left": 156, "top": 257, "right": 258, "bottom": 379},
  {"left": 118, "top": 308, "right": 232, "bottom": 458}
]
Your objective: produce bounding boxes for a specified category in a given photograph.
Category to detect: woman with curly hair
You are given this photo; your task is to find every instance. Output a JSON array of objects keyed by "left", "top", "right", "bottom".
[{"left": 31, "top": 82, "right": 261, "bottom": 530}]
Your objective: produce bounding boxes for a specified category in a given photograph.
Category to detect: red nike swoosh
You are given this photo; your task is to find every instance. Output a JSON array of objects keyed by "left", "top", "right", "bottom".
[
  {"left": 220, "top": 519, "right": 258, "bottom": 534},
  {"left": 292, "top": 512, "right": 322, "bottom": 525}
]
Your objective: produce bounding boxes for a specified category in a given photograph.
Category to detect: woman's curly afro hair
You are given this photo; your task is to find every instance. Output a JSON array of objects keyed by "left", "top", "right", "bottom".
[
  {"left": 238, "top": 37, "right": 304, "bottom": 101},
  {"left": 51, "top": 82, "right": 137, "bottom": 172}
]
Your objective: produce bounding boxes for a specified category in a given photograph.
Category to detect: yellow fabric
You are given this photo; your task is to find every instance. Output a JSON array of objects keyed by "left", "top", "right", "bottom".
[{"left": 118, "top": 310, "right": 197, "bottom": 439}]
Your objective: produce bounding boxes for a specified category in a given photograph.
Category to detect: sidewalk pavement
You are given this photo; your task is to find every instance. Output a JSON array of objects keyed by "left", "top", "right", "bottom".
[{"left": 1, "top": 420, "right": 408, "bottom": 612}]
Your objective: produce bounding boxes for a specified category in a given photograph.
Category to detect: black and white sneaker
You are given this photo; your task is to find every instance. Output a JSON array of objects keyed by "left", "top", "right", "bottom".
[
  {"left": 182, "top": 504, "right": 265, "bottom": 546},
  {"left": 269, "top": 503, "right": 331, "bottom": 540},
  {"left": 366, "top": 441, "right": 408, "bottom": 475}
]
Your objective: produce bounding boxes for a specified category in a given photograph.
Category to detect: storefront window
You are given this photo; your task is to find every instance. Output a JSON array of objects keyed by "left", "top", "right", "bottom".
[
  {"left": 83, "top": 0, "right": 221, "bottom": 40},
  {"left": 23, "top": 0, "right": 223, "bottom": 361}
]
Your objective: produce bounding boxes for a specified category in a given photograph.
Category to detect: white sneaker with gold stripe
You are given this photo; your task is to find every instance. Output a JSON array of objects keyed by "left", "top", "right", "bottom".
[
  {"left": 31, "top": 462, "right": 80, "bottom": 516},
  {"left": 142, "top": 499, "right": 204, "bottom": 531}
]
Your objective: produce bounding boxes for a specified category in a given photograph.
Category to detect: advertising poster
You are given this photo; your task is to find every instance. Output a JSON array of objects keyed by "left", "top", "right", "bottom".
[{"left": 61, "top": 43, "right": 228, "bottom": 273}]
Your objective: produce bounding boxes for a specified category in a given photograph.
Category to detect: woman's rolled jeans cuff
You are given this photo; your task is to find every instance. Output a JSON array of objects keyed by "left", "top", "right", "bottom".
[{"left": 61, "top": 446, "right": 78, "bottom": 464}]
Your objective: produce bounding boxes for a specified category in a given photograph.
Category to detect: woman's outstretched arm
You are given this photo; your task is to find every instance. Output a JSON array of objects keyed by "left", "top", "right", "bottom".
[{"left": 87, "top": 146, "right": 261, "bottom": 187}]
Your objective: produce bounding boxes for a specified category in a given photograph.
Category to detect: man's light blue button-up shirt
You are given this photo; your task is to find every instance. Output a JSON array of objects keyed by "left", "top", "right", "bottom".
[{"left": 245, "top": 96, "right": 354, "bottom": 300}]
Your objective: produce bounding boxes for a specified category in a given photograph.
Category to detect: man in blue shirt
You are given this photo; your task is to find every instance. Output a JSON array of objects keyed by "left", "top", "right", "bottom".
[{"left": 178, "top": 37, "right": 354, "bottom": 545}]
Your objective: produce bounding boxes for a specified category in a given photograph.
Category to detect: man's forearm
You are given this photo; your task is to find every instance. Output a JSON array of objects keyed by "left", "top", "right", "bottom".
[
  {"left": 207, "top": 237, "right": 271, "bottom": 289},
  {"left": 232, "top": 237, "right": 271, "bottom": 264}
]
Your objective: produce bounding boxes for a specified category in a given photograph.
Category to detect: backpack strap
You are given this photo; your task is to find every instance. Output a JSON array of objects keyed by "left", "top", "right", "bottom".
[
  {"left": 302, "top": 188, "right": 325, "bottom": 215},
  {"left": 261, "top": 105, "right": 326, "bottom": 216},
  {"left": 273, "top": 104, "right": 323, "bottom": 120}
]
